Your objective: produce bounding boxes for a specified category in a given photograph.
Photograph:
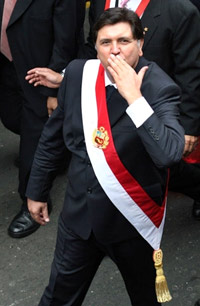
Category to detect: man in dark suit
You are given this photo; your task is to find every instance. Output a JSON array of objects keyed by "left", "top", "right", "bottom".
[
  {"left": 0, "top": 0, "right": 85, "bottom": 238},
  {"left": 83, "top": 0, "right": 200, "bottom": 220},
  {"left": 26, "top": 8, "right": 184, "bottom": 305}
]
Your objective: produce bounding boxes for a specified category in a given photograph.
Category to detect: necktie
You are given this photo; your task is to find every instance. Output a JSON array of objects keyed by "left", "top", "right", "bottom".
[
  {"left": 106, "top": 85, "right": 115, "bottom": 102},
  {"left": 0, "top": 0, "right": 17, "bottom": 61}
]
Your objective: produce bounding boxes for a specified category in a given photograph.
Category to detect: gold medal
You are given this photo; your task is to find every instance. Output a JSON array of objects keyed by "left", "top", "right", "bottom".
[{"left": 92, "top": 127, "right": 109, "bottom": 149}]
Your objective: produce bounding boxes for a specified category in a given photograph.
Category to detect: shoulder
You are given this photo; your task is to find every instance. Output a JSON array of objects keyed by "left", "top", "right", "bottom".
[
  {"left": 162, "top": 0, "right": 199, "bottom": 19},
  {"left": 146, "top": 61, "right": 176, "bottom": 84},
  {"left": 65, "top": 59, "right": 87, "bottom": 74},
  {"left": 140, "top": 58, "right": 181, "bottom": 98},
  {"left": 147, "top": 0, "right": 200, "bottom": 24},
  {"left": 139, "top": 57, "right": 178, "bottom": 86},
  {"left": 62, "top": 59, "right": 87, "bottom": 85}
]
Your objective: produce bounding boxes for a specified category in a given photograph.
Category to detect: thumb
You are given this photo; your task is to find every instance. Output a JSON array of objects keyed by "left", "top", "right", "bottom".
[
  {"left": 42, "top": 205, "right": 50, "bottom": 223},
  {"left": 138, "top": 66, "right": 148, "bottom": 82}
]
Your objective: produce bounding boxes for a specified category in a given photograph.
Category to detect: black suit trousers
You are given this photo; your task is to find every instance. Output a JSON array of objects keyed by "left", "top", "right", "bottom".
[
  {"left": 0, "top": 58, "right": 48, "bottom": 199},
  {"left": 39, "top": 215, "right": 161, "bottom": 306},
  {"left": 0, "top": 60, "right": 22, "bottom": 134}
]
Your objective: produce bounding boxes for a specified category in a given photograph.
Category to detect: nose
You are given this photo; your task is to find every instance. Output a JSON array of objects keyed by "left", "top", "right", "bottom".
[{"left": 110, "top": 42, "right": 120, "bottom": 55}]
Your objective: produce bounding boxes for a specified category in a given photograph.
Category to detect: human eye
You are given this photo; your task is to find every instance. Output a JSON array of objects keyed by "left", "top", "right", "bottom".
[
  {"left": 100, "top": 39, "right": 110, "bottom": 46},
  {"left": 119, "top": 38, "right": 132, "bottom": 45}
]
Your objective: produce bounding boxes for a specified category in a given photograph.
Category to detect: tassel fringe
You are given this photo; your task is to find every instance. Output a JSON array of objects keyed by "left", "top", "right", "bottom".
[{"left": 153, "top": 249, "right": 172, "bottom": 303}]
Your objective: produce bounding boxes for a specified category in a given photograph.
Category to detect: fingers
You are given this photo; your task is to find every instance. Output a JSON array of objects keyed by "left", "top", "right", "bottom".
[
  {"left": 183, "top": 135, "right": 199, "bottom": 156},
  {"left": 107, "top": 54, "right": 130, "bottom": 84},
  {"left": 28, "top": 200, "right": 50, "bottom": 226},
  {"left": 138, "top": 66, "right": 148, "bottom": 82},
  {"left": 32, "top": 206, "right": 49, "bottom": 225},
  {"left": 47, "top": 97, "right": 58, "bottom": 117},
  {"left": 107, "top": 54, "right": 148, "bottom": 82},
  {"left": 26, "top": 67, "right": 50, "bottom": 75},
  {"left": 30, "top": 207, "right": 50, "bottom": 225},
  {"left": 26, "top": 68, "right": 62, "bottom": 88},
  {"left": 107, "top": 54, "right": 126, "bottom": 74},
  {"left": 47, "top": 108, "right": 53, "bottom": 117},
  {"left": 41, "top": 205, "right": 50, "bottom": 223},
  {"left": 183, "top": 139, "right": 199, "bottom": 157},
  {"left": 25, "top": 75, "right": 42, "bottom": 86},
  {"left": 25, "top": 68, "right": 51, "bottom": 86}
]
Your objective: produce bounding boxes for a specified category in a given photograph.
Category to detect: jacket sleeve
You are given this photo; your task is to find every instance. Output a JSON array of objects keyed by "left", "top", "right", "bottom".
[
  {"left": 26, "top": 75, "right": 70, "bottom": 202},
  {"left": 127, "top": 65, "right": 185, "bottom": 168}
]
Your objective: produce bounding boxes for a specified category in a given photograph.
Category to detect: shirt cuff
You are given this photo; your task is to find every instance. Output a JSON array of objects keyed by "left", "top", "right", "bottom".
[
  {"left": 126, "top": 96, "right": 154, "bottom": 128},
  {"left": 60, "top": 68, "right": 66, "bottom": 77}
]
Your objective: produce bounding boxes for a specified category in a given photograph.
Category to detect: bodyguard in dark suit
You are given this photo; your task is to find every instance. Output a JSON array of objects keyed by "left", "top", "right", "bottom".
[
  {"left": 84, "top": 0, "right": 200, "bottom": 219},
  {"left": 26, "top": 8, "right": 184, "bottom": 305},
  {"left": 0, "top": 0, "right": 85, "bottom": 238}
]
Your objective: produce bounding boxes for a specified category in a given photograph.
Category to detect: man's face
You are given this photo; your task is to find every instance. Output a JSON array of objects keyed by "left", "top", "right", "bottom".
[{"left": 95, "top": 22, "right": 143, "bottom": 69}]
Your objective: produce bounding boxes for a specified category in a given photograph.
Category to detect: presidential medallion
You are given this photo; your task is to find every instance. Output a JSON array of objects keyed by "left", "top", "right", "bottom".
[{"left": 93, "top": 127, "right": 109, "bottom": 149}]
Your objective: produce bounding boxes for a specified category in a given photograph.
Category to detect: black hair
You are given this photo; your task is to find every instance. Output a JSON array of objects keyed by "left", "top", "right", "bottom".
[{"left": 93, "top": 7, "right": 144, "bottom": 43}]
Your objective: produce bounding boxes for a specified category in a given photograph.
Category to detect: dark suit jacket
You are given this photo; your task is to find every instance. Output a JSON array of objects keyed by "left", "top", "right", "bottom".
[
  {"left": 84, "top": 0, "right": 200, "bottom": 135},
  {"left": 26, "top": 57, "right": 184, "bottom": 244},
  {"left": 0, "top": 0, "right": 85, "bottom": 99}
]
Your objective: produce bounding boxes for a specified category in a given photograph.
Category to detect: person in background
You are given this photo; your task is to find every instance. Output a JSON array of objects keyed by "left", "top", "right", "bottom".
[
  {"left": 26, "top": 7, "right": 184, "bottom": 305},
  {"left": 27, "top": 0, "right": 200, "bottom": 220},
  {"left": 0, "top": 0, "right": 85, "bottom": 238}
]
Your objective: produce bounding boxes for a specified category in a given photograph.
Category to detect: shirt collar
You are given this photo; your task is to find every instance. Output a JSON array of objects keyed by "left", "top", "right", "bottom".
[{"left": 104, "top": 70, "right": 117, "bottom": 88}]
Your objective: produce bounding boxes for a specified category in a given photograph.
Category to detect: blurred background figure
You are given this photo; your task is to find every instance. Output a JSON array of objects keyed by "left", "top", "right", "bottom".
[{"left": 0, "top": 0, "right": 85, "bottom": 238}]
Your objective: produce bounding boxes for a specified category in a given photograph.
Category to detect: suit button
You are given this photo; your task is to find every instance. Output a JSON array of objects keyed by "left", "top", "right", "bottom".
[
  {"left": 87, "top": 161, "right": 91, "bottom": 166},
  {"left": 87, "top": 188, "right": 92, "bottom": 194}
]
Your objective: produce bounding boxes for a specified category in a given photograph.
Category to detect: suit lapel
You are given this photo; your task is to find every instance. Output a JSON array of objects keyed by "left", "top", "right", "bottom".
[
  {"left": 8, "top": 0, "right": 33, "bottom": 28},
  {"left": 141, "top": 0, "right": 161, "bottom": 50}
]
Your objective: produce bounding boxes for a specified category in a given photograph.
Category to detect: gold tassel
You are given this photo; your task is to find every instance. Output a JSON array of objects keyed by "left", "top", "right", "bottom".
[
  {"left": 153, "top": 249, "right": 172, "bottom": 303},
  {"left": 85, "top": 1, "right": 90, "bottom": 9}
]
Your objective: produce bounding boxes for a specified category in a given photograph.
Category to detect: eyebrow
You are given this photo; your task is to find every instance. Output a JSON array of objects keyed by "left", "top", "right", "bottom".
[{"left": 99, "top": 36, "right": 134, "bottom": 43}]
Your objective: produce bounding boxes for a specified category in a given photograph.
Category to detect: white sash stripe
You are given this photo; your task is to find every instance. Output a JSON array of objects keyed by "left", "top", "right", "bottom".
[
  {"left": 81, "top": 60, "right": 166, "bottom": 250},
  {"left": 110, "top": 0, "right": 116, "bottom": 7}
]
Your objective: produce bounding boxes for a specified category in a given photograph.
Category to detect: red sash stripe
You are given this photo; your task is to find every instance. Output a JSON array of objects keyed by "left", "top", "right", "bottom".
[
  {"left": 104, "top": 0, "right": 150, "bottom": 18},
  {"left": 104, "top": 0, "right": 111, "bottom": 10},
  {"left": 95, "top": 64, "right": 167, "bottom": 228},
  {"left": 135, "top": 0, "right": 150, "bottom": 17}
]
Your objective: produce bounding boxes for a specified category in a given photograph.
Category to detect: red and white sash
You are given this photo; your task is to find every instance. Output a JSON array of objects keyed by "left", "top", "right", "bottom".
[
  {"left": 81, "top": 60, "right": 167, "bottom": 250},
  {"left": 104, "top": 0, "right": 150, "bottom": 18}
]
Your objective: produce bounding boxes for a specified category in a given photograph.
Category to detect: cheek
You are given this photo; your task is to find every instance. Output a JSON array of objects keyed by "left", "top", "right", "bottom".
[
  {"left": 97, "top": 51, "right": 109, "bottom": 65},
  {"left": 126, "top": 53, "right": 137, "bottom": 66}
]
